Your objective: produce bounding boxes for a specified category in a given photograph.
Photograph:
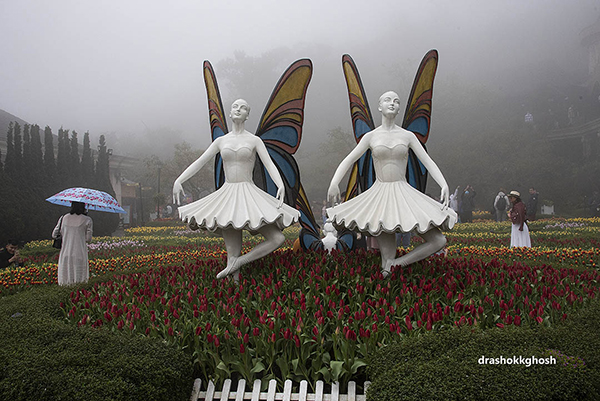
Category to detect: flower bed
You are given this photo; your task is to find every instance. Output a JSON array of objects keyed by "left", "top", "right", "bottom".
[{"left": 62, "top": 245, "right": 600, "bottom": 386}]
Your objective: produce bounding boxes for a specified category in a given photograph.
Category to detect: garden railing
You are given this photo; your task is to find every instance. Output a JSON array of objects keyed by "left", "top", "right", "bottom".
[{"left": 190, "top": 378, "right": 370, "bottom": 401}]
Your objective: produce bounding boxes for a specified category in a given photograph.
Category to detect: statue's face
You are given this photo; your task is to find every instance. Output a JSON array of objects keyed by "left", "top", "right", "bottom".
[
  {"left": 230, "top": 99, "right": 250, "bottom": 122},
  {"left": 378, "top": 91, "right": 401, "bottom": 116}
]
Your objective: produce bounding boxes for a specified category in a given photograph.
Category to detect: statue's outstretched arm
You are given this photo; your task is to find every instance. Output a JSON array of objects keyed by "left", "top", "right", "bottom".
[
  {"left": 407, "top": 133, "right": 450, "bottom": 208},
  {"left": 173, "top": 139, "right": 220, "bottom": 204},
  {"left": 327, "top": 133, "right": 371, "bottom": 203},
  {"left": 255, "top": 137, "right": 286, "bottom": 207}
]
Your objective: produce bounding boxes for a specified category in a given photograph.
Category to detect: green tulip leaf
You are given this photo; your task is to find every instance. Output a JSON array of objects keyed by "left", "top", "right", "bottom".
[{"left": 330, "top": 360, "right": 344, "bottom": 382}]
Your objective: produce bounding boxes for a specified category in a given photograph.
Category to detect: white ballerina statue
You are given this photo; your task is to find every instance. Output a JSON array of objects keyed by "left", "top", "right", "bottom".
[
  {"left": 173, "top": 99, "right": 299, "bottom": 280},
  {"left": 172, "top": 58, "right": 312, "bottom": 280},
  {"left": 328, "top": 51, "right": 457, "bottom": 277}
]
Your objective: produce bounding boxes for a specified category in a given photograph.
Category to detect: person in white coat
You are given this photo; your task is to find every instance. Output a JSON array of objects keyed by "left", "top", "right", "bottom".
[{"left": 52, "top": 201, "right": 93, "bottom": 285}]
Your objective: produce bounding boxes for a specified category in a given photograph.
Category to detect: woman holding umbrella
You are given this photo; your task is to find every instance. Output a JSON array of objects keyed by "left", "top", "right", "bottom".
[
  {"left": 47, "top": 187, "right": 125, "bottom": 285},
  {"left": 52, "top": 201, "right": 93, "bottom": 285}
]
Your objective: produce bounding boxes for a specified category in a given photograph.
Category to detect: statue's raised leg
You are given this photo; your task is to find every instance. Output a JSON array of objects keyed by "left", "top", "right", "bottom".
[
  {"left": 217, "top": 224, "right": 285, "bottom": 280},
  {"left": 379, "top": 228, "right": 446, "bottom": 276}
]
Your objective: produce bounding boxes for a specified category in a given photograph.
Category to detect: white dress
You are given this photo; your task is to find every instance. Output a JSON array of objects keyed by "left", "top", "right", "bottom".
[
  {"left": 510, "top": 223, "right": 531, "bottom": 247},
  {"left": 178, "top": 146, "right": 299, "bottom": 232},
  {"left": 53, "top": 213, "right": 93, "bottom": 285},
  {"left": 327, "top": 143, "right": 457, "bottom": 236}
]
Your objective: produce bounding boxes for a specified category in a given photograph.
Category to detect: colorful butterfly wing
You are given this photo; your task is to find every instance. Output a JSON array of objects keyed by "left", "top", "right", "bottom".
[
  {"left": 249, "top": 59, "right": 327, "bottom": 250},
  {"left": 253, "top": 59, "right": 313, "bottom": 201},
  {"left": 342, "top": 55, "right": 376, "bottom": 196},
  {"left": 335, "top": 228, "right": 354, "bottom": 251},
  {"left": 256, "top": 59, "right": 312, "bottom": 154},
  {"left": 296, "top": 184, "right": 324, "bottom": 251},
  {"left": 343, "top": 163, "right": 360, "bottom": 202},
  {"left": 252, "top": 145, "right": 301, "bottom": 207},
  {"left": 402, "top": 50, "right": 438, "bottom": 192},
  {"left": 203, "top": 60, "right": 229, "bottom": 189}
]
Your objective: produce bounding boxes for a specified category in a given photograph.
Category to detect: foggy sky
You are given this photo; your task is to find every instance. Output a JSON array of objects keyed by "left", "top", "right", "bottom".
[{"left": 1, "top": 0, "right": 598, "bottom": 155}]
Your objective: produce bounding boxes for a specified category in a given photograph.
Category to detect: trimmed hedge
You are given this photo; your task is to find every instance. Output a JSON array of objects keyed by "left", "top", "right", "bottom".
[
  {"left": 366, "top": 301, "right": 600, "bottom": 400},
  {"left": 0, "top": 283, "right": 193, "bottom": 401}
]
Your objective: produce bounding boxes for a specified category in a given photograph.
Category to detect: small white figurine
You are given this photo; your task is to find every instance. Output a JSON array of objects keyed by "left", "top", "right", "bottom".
[
  {"left": 321, "top": 220, "right": 338, "bottom": 253},
  {"left": 173, "top": 99, "right": 299, "bottom": 280},
  {"left": 327, "top": 91, "right": 457, "bottom": 276}
]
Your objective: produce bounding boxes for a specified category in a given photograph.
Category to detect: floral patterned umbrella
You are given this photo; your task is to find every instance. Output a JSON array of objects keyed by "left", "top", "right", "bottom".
[{"left": 46, "top": 187, "right": 126, "bottom": 214}]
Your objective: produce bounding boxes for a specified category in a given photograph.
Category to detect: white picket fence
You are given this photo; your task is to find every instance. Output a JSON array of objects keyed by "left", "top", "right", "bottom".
[{"left": 190, "top": 378, "right": 370, "bottom": 401}]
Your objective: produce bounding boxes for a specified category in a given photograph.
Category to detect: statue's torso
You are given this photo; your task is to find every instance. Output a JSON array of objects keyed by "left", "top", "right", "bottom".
[
  {"left": 369, "top": 128, "right": 411, "bottom": 182},
  {"left": 220, "top": 134, "right": 256, "bottom": 183}
]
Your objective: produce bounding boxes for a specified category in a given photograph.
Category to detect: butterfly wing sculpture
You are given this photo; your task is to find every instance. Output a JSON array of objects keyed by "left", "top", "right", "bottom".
[
  {"left": 342, "top": 50, "right": 439, "bottom": 196},
  {"left": 251, "top": 59, "right": 331, "bottom": 250},
  {"left": 341, "top": 54, "right": 376, "bottom": 200},
  {"left": 402, "top": 49, "right": 438, "bottom": 192},
  {"left": 253, "top": 59, "right": 312, "bottom": 207},
  {"left": 203, "top": 61, "right": 228, "bottom": 190}
]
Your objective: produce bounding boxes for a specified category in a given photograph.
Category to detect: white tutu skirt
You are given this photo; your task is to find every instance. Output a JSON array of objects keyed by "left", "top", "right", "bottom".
[
  {"left": 327, "top": 180, "right": 457, "bottom": 236},
  {"left": 510, "top": 223, "right": 531, "bottom": 247},
  {"left": 178, "top": 182, "right": 299, "bottom": 232}
]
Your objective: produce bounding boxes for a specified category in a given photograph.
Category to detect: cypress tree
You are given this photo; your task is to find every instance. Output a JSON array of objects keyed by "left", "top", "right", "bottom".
[
  {"left": 81, "top": 131, "right": 94, "bottom": 186},
  {"left": 43, "top": 126, "right": 56, "bottom": 179},
  {"left": 93, "top": 134, "right": 119, "bottom": 236},
  {"left": 22, "top": 124, "right": 32, "bottom": 177},
  {"left": 69, "top": 131, "right": 81, "bottom": 183},
  {"left": 13, "top": 122, "right": 22, "bottom": 175},
  {"left": 30, "top": 124, "right": 44, "bottom": 178},
  {"left": 95, "top": 134, "right": 110, "bottom": 189},
  {"left": 4, "top": 122, "right": 15, "bottom": 177},
  {"left": 56, "top": 128, "right": 70, "bottom": 178}
]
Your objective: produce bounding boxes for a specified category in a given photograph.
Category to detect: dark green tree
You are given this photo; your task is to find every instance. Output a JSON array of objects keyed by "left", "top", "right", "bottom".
[
  {"left": 4, "top": 122, "right": 16, "bottom": 177},
  {"left": 43, "top": 126, "right": 56, "bottom": 179},
  {"left": 92, "top": 135, "right": 119, "bottom": 236},
  {"left": 12, "top": 122, "right": 22, "bottom": 176},
  {"left": 22, "top": 124, "right": 32, "bottom": 177},
  {"left": 81, "top": 131, "right": 94, "bottom": 186},
  {"left": 56, "top": 128, "right": 70, "bottom": 178},
  {"left": 95, "top": 135, "right": 110, "bottom": 189},
  {"left": 30, "top": 124, "right": 44, "bottom": 177},
  {"left": 69, "top": 131, "right": 81, "bottom": 183}
]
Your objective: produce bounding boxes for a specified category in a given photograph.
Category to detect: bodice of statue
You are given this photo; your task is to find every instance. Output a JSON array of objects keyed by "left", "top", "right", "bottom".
[
  {"left": 369, "top": 128, "right": 412, "bottom": 182},
  {"left": 219, "top": 133, "right": 256, "bottom": 183}
]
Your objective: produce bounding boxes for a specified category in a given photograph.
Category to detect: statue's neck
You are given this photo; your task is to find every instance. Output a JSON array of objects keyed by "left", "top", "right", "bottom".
[
  {"left": 231, "top": 120, "right": 245, "bottom": 134},
  {"left": 381, "top": 115, "right": 396, "bottom": 131}
]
